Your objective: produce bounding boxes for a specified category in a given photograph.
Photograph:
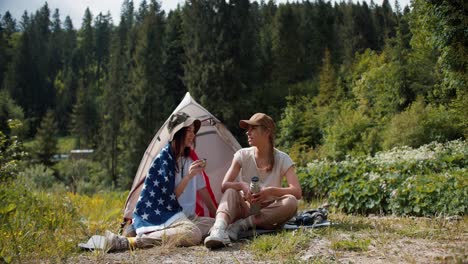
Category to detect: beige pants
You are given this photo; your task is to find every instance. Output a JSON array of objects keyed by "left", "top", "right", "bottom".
[
  {"left": 189, "top": 216, "right": 215, "bottom": 238},
  {"left": 217, "top": 188, "right": 298, "bottom": 229},
  {"left": 135, "top": 218, "right": 201, "bottom": 248}
]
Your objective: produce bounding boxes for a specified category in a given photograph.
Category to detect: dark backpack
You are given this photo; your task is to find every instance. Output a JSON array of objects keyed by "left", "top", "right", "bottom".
[{"left": 288, "top": 208, "right": 328, "bottom": 226}]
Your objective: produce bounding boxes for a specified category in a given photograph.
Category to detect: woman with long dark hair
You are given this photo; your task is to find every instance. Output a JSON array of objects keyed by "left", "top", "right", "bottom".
[{"left": 105, "top": 112, "right": 215, "bottom": 251}]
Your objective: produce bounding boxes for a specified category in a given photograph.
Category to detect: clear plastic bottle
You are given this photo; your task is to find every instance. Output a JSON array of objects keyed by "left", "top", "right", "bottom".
[{"left": 250, "top": 176, "right": 261, "bottom": 215}]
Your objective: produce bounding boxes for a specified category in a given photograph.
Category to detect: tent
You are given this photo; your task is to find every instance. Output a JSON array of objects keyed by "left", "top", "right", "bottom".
[{"left": 122, "top": 92, "right": 242, "bottom": 221}]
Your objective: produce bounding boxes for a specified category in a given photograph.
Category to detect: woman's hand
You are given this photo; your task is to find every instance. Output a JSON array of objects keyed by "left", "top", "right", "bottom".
[
  {"left": 186, "top": 159, "right": 205, "bottom": 179},
  {"left": 239, "top": 181, "right": 252, "bottom": 202},
  {"left": 251, "top": 187, "right": 272, "bottom": 204}
]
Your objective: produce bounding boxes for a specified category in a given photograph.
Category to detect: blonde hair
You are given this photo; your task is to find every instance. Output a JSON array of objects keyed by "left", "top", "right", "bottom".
[{"left": 261, "top": 125, "right": 275, "bottom": 172}]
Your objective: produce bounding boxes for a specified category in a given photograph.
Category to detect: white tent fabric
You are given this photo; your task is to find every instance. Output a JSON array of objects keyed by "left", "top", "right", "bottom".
[{"left": 123, "top": 92, "right": 242, "bottom": 220}]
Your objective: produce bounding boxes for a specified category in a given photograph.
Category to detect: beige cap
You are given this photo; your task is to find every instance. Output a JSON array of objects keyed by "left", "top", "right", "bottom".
[{"left": 239, "top": 113, "right": 275, "bottom": 132}]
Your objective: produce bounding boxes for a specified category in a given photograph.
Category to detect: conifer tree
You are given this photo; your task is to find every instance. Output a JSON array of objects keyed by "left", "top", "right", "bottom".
[
  {"left": 34, "top": 110, "right": 58, "bottom": 166},
  {"left": 316, "top": 49, "right": 337, "bottom": 107},
  {"left": 70, "top": 81, "right": 98, "bottom": 148},
  {"left": 183, "top": 0, "right": 258, "bottom": 135},
  {"left": 99, "top": 29, "right": 130, "bottom": 186},
  {"left": 162, "top": 9, "right": 187, "bottom": 114},
  {"left": 94, "top": 12, "right": 112, "bottom": 92},
  {"left": 119, "top": 0, "right": 166, "bottom": 185}
]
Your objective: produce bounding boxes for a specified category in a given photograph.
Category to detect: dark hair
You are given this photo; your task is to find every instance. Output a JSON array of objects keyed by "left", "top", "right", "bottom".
[{"left": 171, "top": 127, "right": 196, "bottom": 172}]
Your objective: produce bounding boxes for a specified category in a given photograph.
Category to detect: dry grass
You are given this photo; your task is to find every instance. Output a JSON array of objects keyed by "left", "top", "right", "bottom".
[{"left": 73, "top": 207, "right": 467, "bottom": 263}]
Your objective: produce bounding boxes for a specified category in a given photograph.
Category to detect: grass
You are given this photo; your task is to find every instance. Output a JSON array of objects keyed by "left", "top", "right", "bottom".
[
  {"left": 1, "top": 189, "right": 466, "bottom": 263},
  {"left": 331, "top": 238, "right": 371, "bottom": 251},
  {"left": 243, "top": 201, "right": 467, "bottom": 263},
  {"left": 246, "top": 230, "right": 311, "bottom": 262}
]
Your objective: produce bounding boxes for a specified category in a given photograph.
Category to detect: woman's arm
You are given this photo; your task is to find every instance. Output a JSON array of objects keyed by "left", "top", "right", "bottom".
[
  {"left": 221, "top": 159, "right": 250, "bottom": 195},
  {"left": 175, "top": 159, "right": 204, "bottom": 198},
  {"left": 252, "top": 166, "right": 302, "bottom": 203}
]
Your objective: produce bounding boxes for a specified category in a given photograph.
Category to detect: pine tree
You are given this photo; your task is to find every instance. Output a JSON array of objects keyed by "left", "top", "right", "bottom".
[
  {"left": 3, "top": 15, "right": 35, "bottom": 135},
  {"left": 78, "top": 8, "right": 95, "bottom": 86},
  {"left": 162, "top": 8, "right": 187, "bottom": 114},
  {"left": 94, "top": 12, "right": 112, "bottom": 92},
  {"left": 99, "top": 21, "right": 131, "bottom": 186},
  {"left": 119, "top": 0, "right": 166, "bottom": 186},
  {"left": 183, "top": 0, "right": 258, "bottom": 135},
  {"left": 55, "top": 16, "right": 78, "bottom": 134},
  {"left": 316, "top": 49, "right": 337, "bottom": 107},
  {"left": 70, "top": 81, "right": 99, "bottom": 148},
  {"left": 1, "top": 11, "right": 17, "bottom": 37},
  {"left": 34, "top": 110, "right": 58, "bottom": 166},
  {"left": 272, "top": 3, "right": 304, "bottom": 85},
  {"left": 49, "top": 9, "right": 64, "bottom": 82}
]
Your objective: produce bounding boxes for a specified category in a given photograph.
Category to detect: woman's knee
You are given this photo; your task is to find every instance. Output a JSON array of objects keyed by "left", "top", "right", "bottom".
[
  {"left": 223, "top": 188, "right": 240, "bottom": 198},
  {"left": 282, "top": 195, "right": 298, "bottom": 216}
]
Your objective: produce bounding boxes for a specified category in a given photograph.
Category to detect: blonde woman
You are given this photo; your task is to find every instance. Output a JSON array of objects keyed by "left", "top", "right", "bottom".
[{"left": 204, "top": 113, "right": 302, "bottom": 249}]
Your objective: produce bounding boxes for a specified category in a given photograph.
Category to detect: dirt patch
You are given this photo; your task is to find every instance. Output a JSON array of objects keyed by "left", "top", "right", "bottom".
[
  {"left": 73, "top": 216, "right": 467, "bottom": 263},
  {"left": 74, "top": 235, "right": 467, "bottom": 264},
  {"left": 75, "top": 242, "right": 258, "bottom": 264}
]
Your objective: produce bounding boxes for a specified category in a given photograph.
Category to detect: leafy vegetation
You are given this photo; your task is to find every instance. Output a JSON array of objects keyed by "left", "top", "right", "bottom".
[
  {"left": 298, "top": 140, "right": 467, "bottom": 216},
  {"left": 0, "top": 179, "right": 125, "bottom": 263}
]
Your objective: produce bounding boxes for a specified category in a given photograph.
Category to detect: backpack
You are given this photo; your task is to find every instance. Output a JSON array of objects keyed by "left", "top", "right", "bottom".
[{"left": 287, "top": 207, "right": 329, "bottom": 226}]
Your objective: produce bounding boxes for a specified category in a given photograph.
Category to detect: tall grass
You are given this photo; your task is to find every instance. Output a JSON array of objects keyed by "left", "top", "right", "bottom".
[{"left": 0, "top": 177, "right": 126, "bottom": 263}]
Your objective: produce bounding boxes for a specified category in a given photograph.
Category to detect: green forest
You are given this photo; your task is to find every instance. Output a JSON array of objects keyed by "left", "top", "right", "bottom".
[{"left": 0, "top": 0, "right": 466, "bottom": 192}]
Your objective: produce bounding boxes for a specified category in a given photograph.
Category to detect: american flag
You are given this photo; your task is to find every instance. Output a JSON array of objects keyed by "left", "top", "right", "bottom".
[{"left": 133, "top": 143, "right": 184, "bottom": 234}]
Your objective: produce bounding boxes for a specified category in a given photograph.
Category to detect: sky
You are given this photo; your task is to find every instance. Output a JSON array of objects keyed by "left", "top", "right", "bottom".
[{"left": 0, "top": 0, "right": 411, "bottom": 28}]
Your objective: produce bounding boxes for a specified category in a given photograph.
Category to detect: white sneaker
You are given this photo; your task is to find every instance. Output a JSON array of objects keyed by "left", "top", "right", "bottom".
[
  {"left": 204, "top": 226, "right": 231, "bottom": 249},
  {"left": 226, "top": 219, "right": 250, "bottom": 241}
]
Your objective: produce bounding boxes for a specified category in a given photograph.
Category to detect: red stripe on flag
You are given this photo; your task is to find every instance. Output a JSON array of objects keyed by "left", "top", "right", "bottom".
[{"left": 190, "top": 149, "right": 218, "bottom": 217}]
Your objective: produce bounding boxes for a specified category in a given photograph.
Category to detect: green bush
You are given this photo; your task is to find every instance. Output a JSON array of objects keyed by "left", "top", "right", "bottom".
[
  {"left": 389, "top": 170, "right": 467, "bottom": 216},
  {"left": 54, "top": 159, "right": 110, "bottom": 195},
  {"left": 19, "top": 164, "right": 56, "bottom": 189},
  {"left": 0, "top": 120, "right": 28, "bottom": 183},
  {"left": 382, "top": 98, "right": 464, "bottom": 150},
  {"left": 298, "top": 140, "right": 467, "bottom": 216},
  {"left": 321, "top": 104, "right": 374, "bottom": 160}
]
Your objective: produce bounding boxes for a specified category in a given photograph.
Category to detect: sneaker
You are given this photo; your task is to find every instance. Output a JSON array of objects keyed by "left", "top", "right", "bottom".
[
  {"left": 104, "top": 230, "right": 129, "bottom": 252},
  {"left": 204, "top": 226, "right": 231, "bottom": 249},
  {"left": 226, "top": 219, "right": 250, "bottom": 241}
]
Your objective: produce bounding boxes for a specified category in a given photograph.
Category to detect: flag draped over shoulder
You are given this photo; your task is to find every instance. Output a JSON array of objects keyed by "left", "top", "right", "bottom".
[
  {"left": 133, "top": 143, "right": 184, "bottom": 235},
  {"left": 190, "top": 150, "right": 218, "bottom": 217}
]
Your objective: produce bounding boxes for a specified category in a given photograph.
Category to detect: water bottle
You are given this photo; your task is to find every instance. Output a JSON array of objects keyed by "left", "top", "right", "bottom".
[{"left": 250, "top": 176, "right": 261, "bottom": 215}]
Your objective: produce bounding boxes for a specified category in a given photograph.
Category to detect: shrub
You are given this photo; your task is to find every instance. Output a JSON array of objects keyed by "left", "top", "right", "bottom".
[
  {"left": 321, "top": 104, "right": 374, "bottom": 160},
  {"left": 298, "top": 140, "right": 467, "bottom": 216},
  {"left": 389, "top": 170, "right": 467, "bottom": 216},
  {"left": 382, "top": 98, "right": 464, "bottom": 150},
  {"left": 0, "top": 120, "right": 28, "bottom": 183},
  {"left": 19, "top": 164, "right": 56, "bottom": 189},
  {"left": 54, "top": 159, "right": 110, "bottom": 195}
]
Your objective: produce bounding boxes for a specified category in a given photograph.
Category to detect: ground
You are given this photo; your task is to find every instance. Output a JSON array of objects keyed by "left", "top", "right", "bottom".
[{"left": 73, "top": 214, "right": 467, "bottom": 263}]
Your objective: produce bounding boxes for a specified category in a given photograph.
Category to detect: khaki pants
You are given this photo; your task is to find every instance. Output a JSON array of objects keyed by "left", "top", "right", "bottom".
[
  {"left": 135, "top": 218, "right": 202, "bottom": 248},
  {"left": 189, "top": 216, "right": 215, "bottom": 239},
  {"left": 217, "top": 188, "right": 298, "bottom": 229}
]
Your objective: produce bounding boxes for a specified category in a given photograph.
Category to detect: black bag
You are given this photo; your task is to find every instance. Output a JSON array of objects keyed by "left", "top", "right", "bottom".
[{"left": 287, "top": 208, "right": 328, "bottom": 226}]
